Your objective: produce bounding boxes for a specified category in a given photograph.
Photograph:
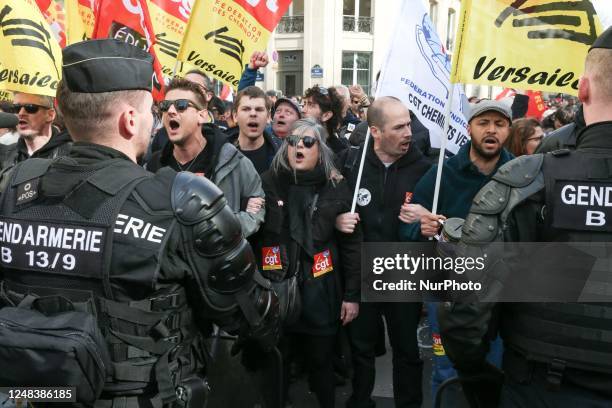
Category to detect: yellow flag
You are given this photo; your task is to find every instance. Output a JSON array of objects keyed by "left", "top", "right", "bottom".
[
  {"left": 0, "top": 0, "right": 62, "bottom": 97},
  {"left": 0, "top": 90, "right": 12, "bottom": 101},
  {"left": 451, "top": 0, "right": 604, "bottom": 95},
  {"left": 64, "top": 0, "right": 95, "bottom": 45},
  {"left": 147, "top": 0, "right": 190, "bottom": 78},
  {"left": 177, "top": 0, "right": 291, "bottom": 89}
]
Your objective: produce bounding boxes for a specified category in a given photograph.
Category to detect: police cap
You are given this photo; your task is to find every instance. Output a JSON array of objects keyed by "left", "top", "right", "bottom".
[
  {"left": 62, "top": 39, "right": 154, "bottom": 93},
  {"left": 590, "top": 26, "right": 612, "bottom": 51}
]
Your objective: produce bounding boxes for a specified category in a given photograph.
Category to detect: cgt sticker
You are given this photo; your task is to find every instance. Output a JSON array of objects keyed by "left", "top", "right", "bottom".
[
  {"left": 262, "top": 246, "right": 282, "bottom": 270},
  {"left": 432, "top": 333, "right": 445, "bottom": 356},
  {"left": 312, "top": 249, "right": 333, "bottom": 278}
]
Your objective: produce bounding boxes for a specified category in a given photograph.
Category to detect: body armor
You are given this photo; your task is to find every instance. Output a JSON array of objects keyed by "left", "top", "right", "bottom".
[
  {"left": 461, "top": 149, "right": 612, "bottom": 376},
  {"left": 0, "top": 155, "right": 279, "bottom": 407}
]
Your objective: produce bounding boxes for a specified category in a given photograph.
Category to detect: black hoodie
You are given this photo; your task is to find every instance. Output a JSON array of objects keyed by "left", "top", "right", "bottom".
[
  {"left": 0, "top": 128, "right": 72, "bottom": 192},
  {"left": 146, "top": 123, "right": 227, "bottom": 178},
  {"left": 224, "top": 128, "right": 281, "bottom": 174},
  {"left": 338, "top": 141, "right": 431, "bottom": 242}
]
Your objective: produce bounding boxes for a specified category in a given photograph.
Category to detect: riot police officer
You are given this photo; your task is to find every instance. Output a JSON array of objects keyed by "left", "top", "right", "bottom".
[
  {"left": 438, "top": 27, "right": 612, "bottom": 407},
  {"left": 0, "top": 39, "right": 280, "bottom": 407}
]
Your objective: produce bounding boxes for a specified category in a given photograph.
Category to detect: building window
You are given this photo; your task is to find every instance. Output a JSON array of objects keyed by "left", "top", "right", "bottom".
[
  {"left": 278, "top": 0, "right": 304, "bottom": 33},
  {"left": 343, "top": 0, "right": 373, "bottom": 33},
  {"left": 429, "top": 1, "right": 438, "bottom": 26},
  {"left": 341, "top": 52, "right": 372, "bottom": 94},
  {"left": 446, "top": 8, "right": 457, "bottom": 52}
]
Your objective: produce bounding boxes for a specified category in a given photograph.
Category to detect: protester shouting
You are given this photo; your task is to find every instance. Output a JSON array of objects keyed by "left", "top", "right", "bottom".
[{"left": 256, "top": 117, "right": 362, "bottom": 408}]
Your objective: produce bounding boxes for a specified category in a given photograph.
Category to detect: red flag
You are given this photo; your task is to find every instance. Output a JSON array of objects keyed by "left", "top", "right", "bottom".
[
  {"left": 525, "top": 90, "right": 546, "bottom": 121},
  {"left": 93, "top": 0, "right": 165, "bottom": 100}
]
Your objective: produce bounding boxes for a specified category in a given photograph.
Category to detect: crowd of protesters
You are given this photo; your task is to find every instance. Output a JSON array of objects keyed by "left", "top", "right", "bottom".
[{"left": 0, "top": 47, "right": 591, "bottom": 408}]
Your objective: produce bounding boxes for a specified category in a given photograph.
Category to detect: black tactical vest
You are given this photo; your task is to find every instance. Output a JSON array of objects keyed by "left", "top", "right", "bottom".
[
  {"left": 0, "top": 157, "right": 203, "bottom": 406},
  {"left": 501, "top": 149, "right": 612, "bottom": 375}
]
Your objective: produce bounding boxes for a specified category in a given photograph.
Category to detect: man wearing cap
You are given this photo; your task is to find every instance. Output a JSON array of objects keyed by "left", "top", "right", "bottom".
[
  {"left": 398, "top": 99, "right": 514, "bottom": 406},
  {"left": 271, "top": 97, "right": 302, "bottom": 140},
  {"left": 0, "top": 39, "right": 281, "bottom": 406},
  {"left": 438, "top": 27, "right": 612, "bottom": 407},
  {"left": 0, "top": 92, "right": 72, "bottom": 191}
]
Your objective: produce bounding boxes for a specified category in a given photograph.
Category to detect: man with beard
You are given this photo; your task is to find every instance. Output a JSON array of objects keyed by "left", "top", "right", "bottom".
[
  {"left": 146, "top": 77, "right": 264, "bottom": 238},
  {"left": 271, "top": 97, "right": 301, "bottom": 139},
  {"left": 226, "top": 86, "right": 280, "bottom": 175},
  {"left": 0, "top": 92, "right": 71, "bottom": 191},
  {"left": 398, "top": 99, "right": 514, "bottom": 406}
]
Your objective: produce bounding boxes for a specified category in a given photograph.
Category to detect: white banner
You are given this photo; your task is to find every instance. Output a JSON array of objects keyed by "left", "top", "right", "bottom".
[{"left": 377, "top": 0, "right": 469, "bottom": 155}]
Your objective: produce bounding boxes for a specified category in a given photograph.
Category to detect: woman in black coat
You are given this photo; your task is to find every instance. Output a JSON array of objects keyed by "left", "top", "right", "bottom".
[{"left": 257, "top": 118, "right": 362, "bottom": 408}]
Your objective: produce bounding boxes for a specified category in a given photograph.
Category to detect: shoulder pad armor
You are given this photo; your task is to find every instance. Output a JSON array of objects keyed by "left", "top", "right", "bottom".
[
  {"left": 171, "top": 171, "right": 227, "bottom": 224},
  {"left": 171, "top": 171, "right": 242, "bottom": 257},
  {"left": 461, "top": 213, "right": 500, "bottom": 244},
  {"left": 492, "top": 154, "right": 544, "bottom": 188},
  {"left": 470, "top": 180, "right": 511, "bottom": 215}
]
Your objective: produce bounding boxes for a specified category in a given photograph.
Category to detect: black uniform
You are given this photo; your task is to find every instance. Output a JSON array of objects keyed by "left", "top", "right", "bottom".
[
  {"left": 0, "top": 39, "right": 280, "bottom": 407},
  {"left": 438, "top": 122, "right": 612, "bottom": 407},
  {"left": 0, "top": 143, "right": 280, "bottom": 406}
]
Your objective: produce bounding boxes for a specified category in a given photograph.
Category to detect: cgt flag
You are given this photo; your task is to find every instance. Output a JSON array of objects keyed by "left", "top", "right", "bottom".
[
  {"left": 177, "top": 0, "right": 291, "bottom": 89},
  {"left": 148, "top": 0, "right": 192, "bottom": 78},
  {"left": 65, "top": 0, "right": 96, "bottom": 45},
  {"left": 0, "top": 0, "right": 62, "bottom": 97},
  {"left": 451, "top": 0, "right": 607, "bottom": 95},
  {"left": 93, "top": 0, "right": 165, "bottom": 99},
  {"left": 376, "top": 0, "right": 470, "bottom": 154}
]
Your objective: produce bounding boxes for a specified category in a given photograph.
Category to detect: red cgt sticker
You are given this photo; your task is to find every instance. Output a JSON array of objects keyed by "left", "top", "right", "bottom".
[{"left": 312, "top": 249, "right": 333, "bottom": 277}]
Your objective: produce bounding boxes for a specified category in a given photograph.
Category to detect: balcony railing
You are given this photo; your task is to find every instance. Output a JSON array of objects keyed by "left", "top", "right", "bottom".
[
  {"left": 277, "top": 16, "right": 304, "bottom": 33},
  {"left": 343, "top": 16, "right": 373, "bottom": 33}
]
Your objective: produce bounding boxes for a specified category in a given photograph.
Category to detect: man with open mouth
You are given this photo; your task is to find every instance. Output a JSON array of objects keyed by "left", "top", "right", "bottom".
[
  {"left": 226, "top": 86, "right": 281, "bottom": 175},
  {"left": 0, "top": 91, "right": 72, "bottom": 192},
  {"left": 146, "top": 77, "right": 265, "bottom": 238},
  {"left": 399, "top": 99, "right": 514, "bottom": 405},
  {"left": 271, "top": 97, "right": 302, "bottom": 140}
]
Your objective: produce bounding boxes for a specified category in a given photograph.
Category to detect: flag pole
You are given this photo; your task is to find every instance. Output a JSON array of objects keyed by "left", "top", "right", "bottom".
[
  {"left": 350, "top": 0, "right": 405, "bottom": 213},
  {"left": 431, "top": 83, "right": 455, "bottom": 215}
]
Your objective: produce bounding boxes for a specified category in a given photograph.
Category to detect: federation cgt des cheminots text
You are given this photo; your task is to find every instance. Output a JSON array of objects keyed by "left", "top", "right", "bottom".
[{"left": 371, "top": 253, "right": 486, "bottom": 275}]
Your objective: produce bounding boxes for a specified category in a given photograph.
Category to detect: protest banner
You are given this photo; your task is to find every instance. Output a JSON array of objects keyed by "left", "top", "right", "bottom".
[
  {"left": 148, "top": 0, "right": 191, "bottom": 78},
  {"left": 177, "top": 0, "right": 291, "bottom": 89},
  {"left": 451, "top": 0, "right": 607, "bottom": 95},
  {"left": 65, "top": 0, "right": 96, "bottom": 45},
  {"left": 0, "top": 0, "right": 63, "bottom": 97},
  {"left": 36, "top": 0, "right": 67, "bottom": 47},
  {"left": 376, "top": 0, "right": 470, "bottom": 155},
  {"left": 93, "top": 0, "right": 165, "bottom": 99},
  {"left": 0, "top": 90, "right": 12, "bottom": 102}
]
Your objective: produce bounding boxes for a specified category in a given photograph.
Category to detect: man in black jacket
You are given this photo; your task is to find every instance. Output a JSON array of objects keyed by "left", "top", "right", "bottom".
[
  {"left": 337, "top": 96, "right": 431, "bottom": 408},
  {"left": 226, "top": 86, "right": 280, "bottom": 174},
  {"left": 0, "top": 92, "right": 71, "bottom": 191}
]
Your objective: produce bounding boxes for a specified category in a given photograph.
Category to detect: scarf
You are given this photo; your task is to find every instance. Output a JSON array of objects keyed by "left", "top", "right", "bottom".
[{"left": 277, "top": 165, "right": 327, "bottom": 257}]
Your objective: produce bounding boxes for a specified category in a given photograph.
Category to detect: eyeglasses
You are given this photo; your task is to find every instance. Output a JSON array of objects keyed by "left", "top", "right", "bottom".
[
  {"left": 287, "top": 135, "right": 318, "bottom": 148},
  {"left": 8, "top": 104, "right": 50, "bottom": 114},
  {"left": 159, "top": 99, "right": 201, "bottom": 113}
]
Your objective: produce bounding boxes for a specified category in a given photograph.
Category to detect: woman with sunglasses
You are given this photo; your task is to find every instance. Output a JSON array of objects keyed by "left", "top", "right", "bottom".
[{"left": 257, "top": 118, "right": 362, "bottom": 408}]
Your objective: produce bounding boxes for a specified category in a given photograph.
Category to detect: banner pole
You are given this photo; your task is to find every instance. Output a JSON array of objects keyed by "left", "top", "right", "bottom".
[
  {"left": 431, "top": 83, "right": 455, "bottom": 215},
  {"left": 349, "top": 0, "right": 407, "bottom": 213}
]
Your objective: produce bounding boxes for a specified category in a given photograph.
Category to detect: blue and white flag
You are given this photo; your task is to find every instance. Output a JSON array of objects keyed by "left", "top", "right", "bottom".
[{"left": 376, "top": 0, "right": 469, "bottom": 155}]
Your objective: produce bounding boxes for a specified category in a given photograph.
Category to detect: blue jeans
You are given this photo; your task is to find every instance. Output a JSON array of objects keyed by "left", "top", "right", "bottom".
[{"left": 428, "top": 302, "right": 503, "bottom": 405}]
